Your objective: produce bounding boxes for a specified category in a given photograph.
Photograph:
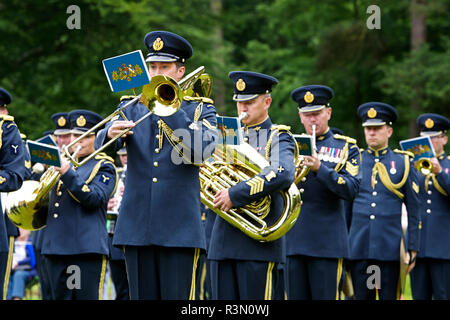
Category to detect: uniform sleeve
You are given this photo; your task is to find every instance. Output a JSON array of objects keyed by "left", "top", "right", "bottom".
[
  {"left": 228, "top": 132, "right": 296, "bottom": 208},
  {"left": 0, "top": 122, "right": 26, "bottom": 192},
  {"left": 60, "top": 162, "right": 118, "bottom": 210},
  {"left": 434, "top": 160, "right": 450, "bottom": 195},
  {"left": 402, "top": 163, "right": 421, "bottom": 252},
  {"left": 315, "top": 142, "right": 362, "bottom": 201},
  {"left": 163, "top": 102, "right": 219, "bottom": 165}
]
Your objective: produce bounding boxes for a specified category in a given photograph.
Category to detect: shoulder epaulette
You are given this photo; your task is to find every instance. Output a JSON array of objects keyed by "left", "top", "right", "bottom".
[
  {"left": 120, "top": 95, "right": 136, "bottom": 102},
  {"left": 95, "top": 152, "right": 115, "bottom": 164},
  {"left": 117, "top": 167, "right": 124, "bottom": 173},
  {"left": 183, "top": 96, "right": 214, "bottom": 104},
  {"left": 0, "top": 115, "right": 15, "bottom": 122},
  {"left": 393, "top": 149, "right": 414, "bottom": 159},
  {"left": 360, "top": 148, "right": 365, "bottom": 152},
  {"left": 334, "top": 133, "right": 357, "bottom": 145},
  {"left": 270, "top": 124, "right": 291, "bottom": 132},
  {"left": 448, "top": 155, "right": 450, "bottom": 160}
]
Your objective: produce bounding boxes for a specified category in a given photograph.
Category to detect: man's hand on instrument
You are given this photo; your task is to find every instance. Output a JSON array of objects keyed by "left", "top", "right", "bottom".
[
  {"left": 55, "top": 156, "right": 71, "bottom": 175},
  {"left": 303, "top": 152, "right": 321, "bottom": 173},
  {"left": 213, "top": 188, "right": 233, "bottom": 212},
  {"left": 107, "top": 120, "right": 135, "bottom": 140},
  {"left": 430, "top": 157, "right": 442, "bottom": 175}
]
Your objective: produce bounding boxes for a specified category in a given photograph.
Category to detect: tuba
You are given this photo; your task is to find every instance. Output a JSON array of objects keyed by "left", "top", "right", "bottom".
[
  {"left": 200, "top": 113, "right": 301, "bottom": 242},
  {"left": 5, "top": 145, "right": 81, "bottom": 230}
]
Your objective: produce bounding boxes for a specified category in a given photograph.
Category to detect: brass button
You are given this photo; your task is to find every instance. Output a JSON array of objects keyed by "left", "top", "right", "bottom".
[
  {"left": 55, "top": 203, "right": 59, "bottom": 207},
  {"left": 370, "top": 215, "right": 375, "bottom": 220},
  {"left": 155, "top": 148, "right": 160, "bottom": 154},
  {"left": 153, "top": 162, "right": 158, "bottom": 167},
  {"left": 153, "top": 177, "right": 158, "bottom": 183},
  {"left": 53, "top": 213, "right": 58, "bottom": 219}
]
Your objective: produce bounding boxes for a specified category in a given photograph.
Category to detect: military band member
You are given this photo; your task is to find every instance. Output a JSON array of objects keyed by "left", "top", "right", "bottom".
[
  {"left": 348, "top": 102, "right": 420, "bottom": 300},
  {"left": 0, "top": 88, "right": 27, "bottom": 300},
  {"left": 95, "top": 31, "right": 218, "bottom": 299},
  {"left": 285, "top": 85, "right": 362, "bottom": 300},
  {"left": 33, "top": 114, "right": 72, "bottom": 300},
  {"left": 106, "top": 147, "right": 129, "bottom": 300},
  {"left": 410, "top": 113, "right": 450, "bottom": 299},
  {"left": 208, "top": 71, "right": 297, "bottom": 300},
  {"left": 41, "top": 109, "right": 118, "bottom": 300}
]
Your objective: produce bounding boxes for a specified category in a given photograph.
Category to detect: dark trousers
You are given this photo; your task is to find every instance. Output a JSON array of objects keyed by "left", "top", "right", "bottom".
[
  {"left": 45, "top": 253, "right": 107, "bottom": 300},
  {"left": 209, "top": 259, "right": 279, "bottom": 300},
  {"left": 0, "top": 252, "right": 9, "bottom": 300},
  {"left": 286, "top": 255, "right": 344, "bottom": 300},
  {"left": 349, "top": 259, "right": 400, "bottom": 300},
  {"left": 123, "top": 245, "right": 202, "bottom": 300},
  {"left": 109, "top": 259, "right": 129, "bottom": 300},
  {"left": 35, "top": 250, "right": 53, "bottom": 300},
  {"left": 410, "top": 258, "right": 450, "bottom": 300}
]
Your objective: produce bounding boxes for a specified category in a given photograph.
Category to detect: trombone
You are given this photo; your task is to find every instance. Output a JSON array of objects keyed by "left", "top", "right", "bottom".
[{"left": 64, "top": 66, "right": 211, "bottom": 167}]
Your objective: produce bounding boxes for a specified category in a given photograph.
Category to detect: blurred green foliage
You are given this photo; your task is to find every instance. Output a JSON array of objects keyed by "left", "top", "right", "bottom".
[{"left": 0, "top": 0, "right": 448, "bottom": 152}]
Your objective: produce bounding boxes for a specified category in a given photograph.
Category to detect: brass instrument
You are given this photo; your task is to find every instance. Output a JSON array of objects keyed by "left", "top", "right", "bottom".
[
  {"left": 200, "top": 113, "right": 301, "bottom": 242},
  {"left": 5, "top": 145, "right": 81, "bottom": 231},
  {"left": 64, "top": 66, "right": 212, "bottom": 167},
  {"left": 416, "top": 157, "right": 433, "bottom": 175},
  {"left": 294, "top": 125, "right": 315, "bottom": 184}
]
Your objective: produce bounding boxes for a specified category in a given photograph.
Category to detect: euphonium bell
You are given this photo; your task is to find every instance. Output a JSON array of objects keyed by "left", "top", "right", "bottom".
[{"left": 416, "top": 157, "right": 433, "bottom": 175}]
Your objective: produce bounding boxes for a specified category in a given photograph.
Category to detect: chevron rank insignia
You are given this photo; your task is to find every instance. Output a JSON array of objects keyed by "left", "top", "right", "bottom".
[
  {"left": 246, "top": 176, "right": 264, "bottom": 195},
  {"left": 345, "top": 161, "right": 359, "bottom": 176}
]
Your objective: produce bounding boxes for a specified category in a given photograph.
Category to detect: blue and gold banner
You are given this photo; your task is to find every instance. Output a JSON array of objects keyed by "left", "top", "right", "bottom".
[
  {"left": 27, "top": 140, "right": 62, "bottom": 167},
  {"left": 400, "top": 136, "right": 435, "bottom": 161},
  {"left": 102, "top": 50, "right": 151, "bottom": 92},
  {"left": 217, "top": 116, "right": 243, "bottom": 145},
  {"left": 293, "top": 134, "right": 314, "bottom": 156}
]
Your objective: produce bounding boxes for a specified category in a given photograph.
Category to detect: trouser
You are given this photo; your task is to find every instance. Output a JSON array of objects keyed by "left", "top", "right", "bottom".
[
  {"left": 109, "top": 259, "right": 130, "bottom": 300},
  {"left": 285, "top": 255, "right": 344, "bottom": 300},
  {"left": 45, "top": 253, "right": 107, "bottom": 300},
  {"left": 209, "top": 259, "right": 279, "bottom": 300},
  {"left": 35, "top": 249, "right": 53, "bottom": 300},
  {"left": 123, "top": 245, "right": 202, "bottom": 300},
  {"left": 7, "top": 269, "right": 32, "bottom": 299},
  {"left": 410, "top": 258, "right": 450, "bottom": 300},
  {"left": 349, "top": 259, "right": 400, "bottom": 300}
]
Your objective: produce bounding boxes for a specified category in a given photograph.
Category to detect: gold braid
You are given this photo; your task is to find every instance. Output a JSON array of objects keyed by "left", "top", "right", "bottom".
[{"left": 371, "top": 155, "right": 410, "bottom": 199}]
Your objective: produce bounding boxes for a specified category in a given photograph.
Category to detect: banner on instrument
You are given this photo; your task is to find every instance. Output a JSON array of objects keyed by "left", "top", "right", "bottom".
[
  {"left": 293, "top": 134, "right": 314, "bottom": 156},
  {"left": 36, "top": 133, "right": 57, "bottom": 147},
  {"left": 27, "top": 140, "right": 62, "bottom": 167},
  {"left": 399, "top": 136, "right": 435, "bottom": 161},
  {"left": 217, "top": 116, "right": 243, "bottom": 145},
  {"left": 102, "top": 50, "right": 151, "bottom": 92}
]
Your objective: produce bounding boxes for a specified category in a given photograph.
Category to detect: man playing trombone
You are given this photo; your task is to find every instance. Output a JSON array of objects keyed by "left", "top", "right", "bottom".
[
  {"left": 95, "top": 31, "right": 218, "bottom": 300},
  {"left": 41, "top": 109, "right": 118, "bottom": 300},
  {"left": 410, "top": 113, "right": 450, "bottom": 299}
]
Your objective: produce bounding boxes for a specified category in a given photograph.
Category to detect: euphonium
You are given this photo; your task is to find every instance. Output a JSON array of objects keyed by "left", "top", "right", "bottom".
[
  {"left": 416, "top": 157, "right": 433, "bottom": 175},
  {"left": 5, "top": 145, "right": 81, "bottom": 231},
  {"left": 199, "top": 113, "right": 301, "bottom": 242}
]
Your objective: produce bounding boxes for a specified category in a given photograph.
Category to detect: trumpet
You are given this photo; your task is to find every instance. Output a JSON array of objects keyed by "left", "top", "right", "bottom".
[
  {"left": 416, "top": 157, "right": 433, "bottom": 175},
  {"left": 64, "top": 66, "right": 212, "bottom": 167}
]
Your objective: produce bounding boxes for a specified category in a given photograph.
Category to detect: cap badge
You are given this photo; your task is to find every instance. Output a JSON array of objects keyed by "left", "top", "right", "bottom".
[
  {"left": 304, "top": 91, "right": 314, "bottom": 104},
  {"left": 236, "top": 79, "right": 246, "bottom": 91},
  {"left": 76, "top": 115, "right": 87, "bottom": 127},
  {"left": 425, "top": 118, "right": 434, "bottom": 129},
  {"left": 367, "top": 107, "right": 377, "bottom": 119},
  {"left": 153, "top": 37, "right": 164, "bottom": 51},
  {"left": 57, "top": 116, "right": 66, "bottom": 127}
]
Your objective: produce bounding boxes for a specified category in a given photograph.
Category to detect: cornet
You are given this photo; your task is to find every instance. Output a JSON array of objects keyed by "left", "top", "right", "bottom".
[{"left": 415, "top": 157, "right": 433, "bottom": 175}]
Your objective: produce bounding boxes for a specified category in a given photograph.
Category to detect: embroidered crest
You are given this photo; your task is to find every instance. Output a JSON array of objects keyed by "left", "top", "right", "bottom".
[
  {"left": 101, "top": 175, "right": 110, "bottom": 185},
  {"left": 236, "top": 79, "right": 246, "bottom": 91},
  {"left": 367, "top": 107, "right": 377, "bottom": 119},
  {"left": 303, "top": 91, "right": 314, "bottom": 103},
  {"left": 57, "top": 116, "right": 66, "bottom": 127},
  {"left": 0, "top": 176, "right": 6, "bottom": 184},
  {"left": 76, "top": 115, "right": 86, "bottom": 127},
  {"left": 337, "top": 177, "right": 346, "bottom": 184},
  {"left": 425, "top": 118, "right": 434, "bottom": 129},
  {"left": 153, "top": 37, "right": 164, "bottom": 51},
  {"left": 265, "top": 171, "right": 276, "bottom": 182},
  {"left": 10, "top": 144, "right": 19, "bottom": 154},
  {"left": 81, "top": 185, "right": 91, "bottom": 192}
]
